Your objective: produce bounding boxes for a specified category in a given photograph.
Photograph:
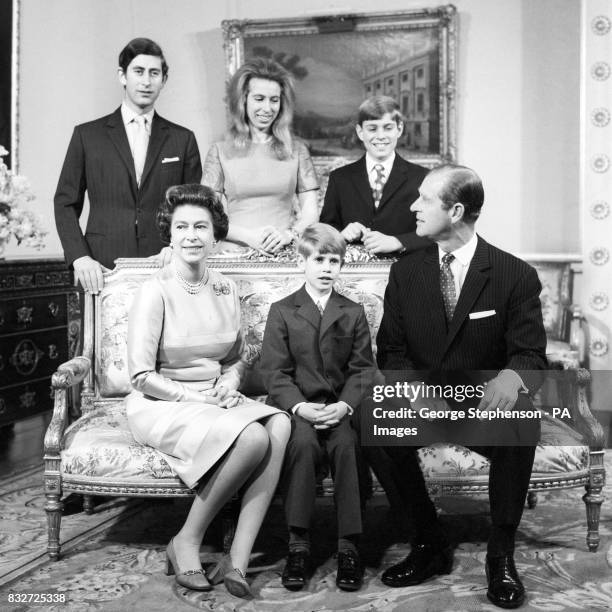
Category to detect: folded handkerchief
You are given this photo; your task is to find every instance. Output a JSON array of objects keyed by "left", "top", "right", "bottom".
[
  {"left": 162, "top": 157, "right": 180, "bottom": 163},
  {"left": 469, "top": 310, "right": 496, "bottom": 320}
]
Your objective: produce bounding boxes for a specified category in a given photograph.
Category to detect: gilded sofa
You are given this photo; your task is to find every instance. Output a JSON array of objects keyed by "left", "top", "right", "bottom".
[{"left": 43, "top": 251, "right": 605, "bottom": 560}]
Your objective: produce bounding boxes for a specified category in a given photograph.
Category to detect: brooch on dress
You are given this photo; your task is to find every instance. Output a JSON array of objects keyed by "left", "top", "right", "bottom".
[{"left": 213, "top": 281, "right": 231, "bottom": 296}]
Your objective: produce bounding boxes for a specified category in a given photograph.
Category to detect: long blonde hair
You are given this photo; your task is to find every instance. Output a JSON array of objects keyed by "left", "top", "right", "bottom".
[{"left": 227, "top": 57, "right": 296, "bottom": 160}]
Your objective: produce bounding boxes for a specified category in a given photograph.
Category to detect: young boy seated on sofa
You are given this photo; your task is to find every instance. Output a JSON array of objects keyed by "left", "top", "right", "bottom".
[{"left": 260, "top": 223, "right": 376, "bottom": 592}]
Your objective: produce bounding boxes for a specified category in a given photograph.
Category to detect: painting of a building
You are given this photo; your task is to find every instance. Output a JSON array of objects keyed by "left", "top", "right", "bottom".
[
  {"left": 242, "top": 25, "right": 443, "bottom": 160},
  {"left": 363, "top": 49, "right": 439, "bottom": 153}
]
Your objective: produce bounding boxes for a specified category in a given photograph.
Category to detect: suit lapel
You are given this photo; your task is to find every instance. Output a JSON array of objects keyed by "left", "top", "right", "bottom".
[
  {"left": 350, "top": 156, "right": 376, "bottom": 212},
  {"left": 105, "top": 108, "right": 138, "bottom": 193},
  {"left": 378, "top": 155, "right": 407, "bottom": 210},
  {"left": 294, "top": 286, "right": 321, "bottom": 331},
  {"left": 442, "top": 236, "right": 491, "bottom": 354},
  {"left": 320, "top": 291, "right": 344, "bottom": 337},
  {"left": 139, "top": 112, "right": 169, "bottom": 189}
]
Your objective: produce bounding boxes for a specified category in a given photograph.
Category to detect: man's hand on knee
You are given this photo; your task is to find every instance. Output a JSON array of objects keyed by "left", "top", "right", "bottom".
[{"left": 476, "top": 370, "right": 524, "bottom": 414}]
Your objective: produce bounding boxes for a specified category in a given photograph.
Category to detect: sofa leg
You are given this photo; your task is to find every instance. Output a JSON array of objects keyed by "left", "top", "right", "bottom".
[
  {"left": 583, "top": 449, "right": 605, "bottom": 552},
  {"left": 83, "top": 495, "right": 94, "bottom": 514},
  {"left": 44, "top": 492, "right": 64, "bottom": 560},
  {"left": 526, "top": 491, "right": 538, "bottom": 509}
]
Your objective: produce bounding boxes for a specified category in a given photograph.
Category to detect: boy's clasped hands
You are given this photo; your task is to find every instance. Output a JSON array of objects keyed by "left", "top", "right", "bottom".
[{"left": 296, "top": 401, "right": 350, "bottom": 429}]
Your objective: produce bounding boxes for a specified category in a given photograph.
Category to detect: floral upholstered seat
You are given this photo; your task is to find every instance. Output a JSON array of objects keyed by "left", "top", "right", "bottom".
[{"left": 58, "top": 400, "right": 589, "bottom": 484}]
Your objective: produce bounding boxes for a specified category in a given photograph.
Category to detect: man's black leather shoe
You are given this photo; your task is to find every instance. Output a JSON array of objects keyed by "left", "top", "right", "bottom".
[
  {"left": 336, "top": 550, "right": 364, "bottom": 591},
  {"left": 282, "top": 550, "right": 311, "bottom": 591},
  {"left": 486, "top": 555, "right": 525, "bottom": 609},
  {"left": 381, "top": 543, "right": 453, "bottom": 587}
]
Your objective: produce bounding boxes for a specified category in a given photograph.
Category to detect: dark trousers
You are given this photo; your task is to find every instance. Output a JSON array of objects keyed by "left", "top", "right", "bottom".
[
  {"left": 283, "top": 416, "right": 362, "bottom": 537},
  {"left": 382, "top": 442, "right": 536, "bottom": 555}
]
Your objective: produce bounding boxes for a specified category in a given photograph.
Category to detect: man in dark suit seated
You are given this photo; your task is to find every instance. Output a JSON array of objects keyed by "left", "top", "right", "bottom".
[
  {"left": 320, "top": 95, "right": 430, "bottom": 256},
  {"left": 374, "top": 164, "right": 547, "bottom": 609},
  {"left": 54, "top": 38, "right": 202, "bottom": 294}
]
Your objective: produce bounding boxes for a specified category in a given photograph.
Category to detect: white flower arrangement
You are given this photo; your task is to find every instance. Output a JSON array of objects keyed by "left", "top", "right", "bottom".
[{"left": 0, "top": 145, "right": 47, "bottom": 252}]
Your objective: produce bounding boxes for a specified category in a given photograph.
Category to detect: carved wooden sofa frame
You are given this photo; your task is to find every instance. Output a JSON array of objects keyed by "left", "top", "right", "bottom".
[{"left": 43, "top": 252, "right": 605, "bottom": 560}]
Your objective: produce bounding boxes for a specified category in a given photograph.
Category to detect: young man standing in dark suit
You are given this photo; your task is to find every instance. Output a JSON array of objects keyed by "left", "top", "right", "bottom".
[
  {"left": 54, "top": 38, "right": 202, "bottom": 293},
  {"left": 375, "top": 165, "right": 547, "bottom": 608},
  {"left": 320, "top": 95, "right": 430, "bottom": 256}
]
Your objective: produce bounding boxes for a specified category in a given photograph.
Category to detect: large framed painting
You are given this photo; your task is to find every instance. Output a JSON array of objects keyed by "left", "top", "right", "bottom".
[{"left": 222, "top": 6, "right": 457, "bottom": 167}]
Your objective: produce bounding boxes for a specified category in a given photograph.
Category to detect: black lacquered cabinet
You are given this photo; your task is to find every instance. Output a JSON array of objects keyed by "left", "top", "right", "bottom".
[{"left": 0, "top": 259, "right": 79, "bottom": 426}]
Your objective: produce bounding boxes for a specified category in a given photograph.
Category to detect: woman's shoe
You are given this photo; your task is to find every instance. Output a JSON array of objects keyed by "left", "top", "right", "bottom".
[
  {"left": 207, "top": 553, "right": 232, "bottom": 585},
  {"left": 224, "top": 567, "right": 252, "bottom": 599},
  {"left": 207, "top": 554, "right": 252, "bottom": 598},
  {"left": 165, "top": 538, "right": 212, "bottom": 592}
]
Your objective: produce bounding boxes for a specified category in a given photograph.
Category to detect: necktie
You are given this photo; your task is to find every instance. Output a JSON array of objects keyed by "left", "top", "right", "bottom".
[
  {"left": 132, "top": 115, "right": 148, "bottom": 187},
  {"left": 440, "top": 253, "right": 457, "bottom": 322},
  {"left": 316, "top": 301, "right": 325, "bottom": 317},
  {"left": 372, "top": 164, "right": 385, "bottom": 207}
]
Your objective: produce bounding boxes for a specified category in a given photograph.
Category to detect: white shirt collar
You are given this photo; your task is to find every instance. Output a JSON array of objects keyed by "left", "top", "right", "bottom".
[
  {"left": 304, "top": 284, "right": 332, "bottom": 310},
  {"left": 121, "top": 102, "right": 154, "bottom": 128},
  {"left": 365, "top": 152, "right": 395, "bottom": 178},
  {"left": 438, "top": 232, "right": 478, "bottom": 267}
]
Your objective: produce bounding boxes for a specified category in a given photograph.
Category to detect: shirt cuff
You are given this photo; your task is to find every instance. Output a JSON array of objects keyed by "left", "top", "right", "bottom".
[{"left": 291, "top": 402, "right": 304, "bottom": 415}]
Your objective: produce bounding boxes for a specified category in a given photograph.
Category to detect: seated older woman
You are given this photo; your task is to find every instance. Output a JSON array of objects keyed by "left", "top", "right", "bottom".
[
  {"left": 126, "top": 184, "right": 290, "bottom": 597},
  {"left": 203, "top": 58, "right": 319, "bottom": 255}
]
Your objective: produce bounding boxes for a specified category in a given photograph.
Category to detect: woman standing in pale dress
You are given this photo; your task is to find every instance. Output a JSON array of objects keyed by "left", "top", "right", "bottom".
[
  {"left": 126, "top": 184, "right": 290, "bottom": 597},
  {"left": 202, "top": 57, "right": 319, "bottom": 254}
]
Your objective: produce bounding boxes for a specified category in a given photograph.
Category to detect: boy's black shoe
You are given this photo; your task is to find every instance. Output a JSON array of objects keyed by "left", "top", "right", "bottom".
[
  {"left": 336, "top": 550, "right": 363, "bottom": 591},
  {"left": 282, "top": 550, "right": 312, "bottom": 591}
]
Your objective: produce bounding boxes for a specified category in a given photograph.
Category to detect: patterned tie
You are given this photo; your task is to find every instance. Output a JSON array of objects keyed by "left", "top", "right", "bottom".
[
  {"left": 316, "top": 301, "right": 325, "bottom": 317},
  {"left": 440, "top": 253, "right": 457, "bottom": 322},
  {"left": 372, "top": 164, "right": 385, "bottom": 207},
  {"left": 132, "top": 115, "right": 149, "bottom": 187}
]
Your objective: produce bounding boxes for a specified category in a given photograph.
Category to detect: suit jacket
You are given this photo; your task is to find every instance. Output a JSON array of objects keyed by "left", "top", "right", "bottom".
[
  {"left": 54, "top": 107, "right": 202, "bottom": 269},
  {"left": 260, "top": 285, "right": 376, "bottom": 412},
  {"left": 376, "top": 236, "right": 548, "bottom": 395},
  {"left": 320, "top": 154, "right": 430, "bottom": 253}
]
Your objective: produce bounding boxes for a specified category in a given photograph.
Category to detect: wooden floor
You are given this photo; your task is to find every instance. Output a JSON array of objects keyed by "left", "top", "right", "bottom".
[{"left": 0, "top": 412, "right": 51, "bottom": 478}]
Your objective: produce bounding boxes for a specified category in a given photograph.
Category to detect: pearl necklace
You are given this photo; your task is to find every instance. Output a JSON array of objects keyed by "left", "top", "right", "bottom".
[{"left": 175, "top": 267, "right": 209, "bottom": 295}]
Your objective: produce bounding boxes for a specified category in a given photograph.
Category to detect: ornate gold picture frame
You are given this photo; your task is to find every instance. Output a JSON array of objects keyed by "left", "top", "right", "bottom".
[{"left": 222, "top": 6, "right": 457, "bottom": 167}]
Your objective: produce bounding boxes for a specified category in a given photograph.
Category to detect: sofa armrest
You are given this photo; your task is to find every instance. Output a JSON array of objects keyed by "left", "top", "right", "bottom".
[
  {"left": 550, "top": 364, "right": 605, "bottom": 449},
  {"left": 51, "top": 356, "right": 91, "bottom": 389},
  {"left": 44, "top": 357, "right": 91, "bottom": 456}
]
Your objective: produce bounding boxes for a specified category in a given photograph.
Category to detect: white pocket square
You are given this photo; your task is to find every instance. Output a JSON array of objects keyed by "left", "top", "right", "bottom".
[
  {"left": 162, "top": 157, "right": 180, "bottom": 163},
  {"left": 469, "top": 310, "right": 496, "bottom": 320}
]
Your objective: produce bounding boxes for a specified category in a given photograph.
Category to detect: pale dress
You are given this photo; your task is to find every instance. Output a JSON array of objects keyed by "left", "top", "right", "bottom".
[
  {"left": 202, "top": 139, "right": 319, "bottom": 251},
  {"left": 125, "top": 265, "right": 284, "bottom": 489}
]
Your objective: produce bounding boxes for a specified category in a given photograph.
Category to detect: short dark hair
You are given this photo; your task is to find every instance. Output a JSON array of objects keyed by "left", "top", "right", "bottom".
[
  {"left": 297, "top": 223, "right": 346, "bottom": 260},
  {"left": 157, "top": 184, "right": 228, "bottom": 243},
  {"left": 118, "top": 38, "right": 168, "bottom": 77},
  {"left": 357, "top": 95, "right": 403, "bottom": 126},
  {"left": 427, "top": 164, "right": 484, "bottom": 223}
]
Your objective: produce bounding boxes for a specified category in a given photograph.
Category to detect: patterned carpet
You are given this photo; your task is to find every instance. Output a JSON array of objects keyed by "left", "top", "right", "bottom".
[{"left": 0, "top": 456, "right": 611, "bottom": 612}]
